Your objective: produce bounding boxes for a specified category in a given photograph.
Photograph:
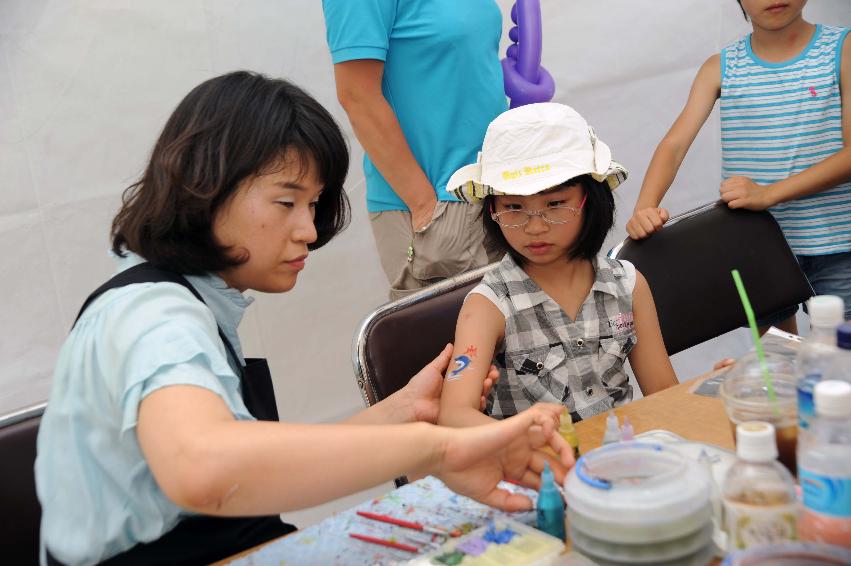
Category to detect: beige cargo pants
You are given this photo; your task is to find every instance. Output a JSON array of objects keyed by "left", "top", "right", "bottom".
[{"left": 369, "top": 201, "right": 502, "bottom": 301}]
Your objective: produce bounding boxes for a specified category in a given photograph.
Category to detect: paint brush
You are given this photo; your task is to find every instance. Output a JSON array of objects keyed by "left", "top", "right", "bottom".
[{"left": 356, "top": 510, "right": 449, "bottom": 536}]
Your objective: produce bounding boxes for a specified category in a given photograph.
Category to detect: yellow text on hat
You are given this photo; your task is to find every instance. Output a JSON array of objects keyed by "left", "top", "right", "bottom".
[{"left": 501, "top": 163, "right": 551, "bottom": 181}]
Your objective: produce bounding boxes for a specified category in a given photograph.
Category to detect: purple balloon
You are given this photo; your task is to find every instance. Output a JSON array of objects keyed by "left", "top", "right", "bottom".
[{"left": 502, "top": 0, "right": 554, "bottom": 108}]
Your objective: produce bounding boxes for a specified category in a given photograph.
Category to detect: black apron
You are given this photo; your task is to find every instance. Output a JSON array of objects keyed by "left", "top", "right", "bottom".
[{"left": 47, "top": 263, "right": 295, "bottom": 565}]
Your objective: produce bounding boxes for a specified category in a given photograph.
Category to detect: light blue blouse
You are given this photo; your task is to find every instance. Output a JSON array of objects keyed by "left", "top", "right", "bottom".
[{"left": 35, "top": 252, "right": 256, "bottom": 565}]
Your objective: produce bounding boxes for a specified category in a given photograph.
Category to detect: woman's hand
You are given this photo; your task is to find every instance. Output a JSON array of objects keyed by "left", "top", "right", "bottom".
[
  {"left": 713, "top": 358, "right": 736, "bottom": 371},
  {"left": 406, "top": 344, "right": 500, "bottom": 424},
  {"left": 433, "top": 403, "right": 574, "bottom": 511}
]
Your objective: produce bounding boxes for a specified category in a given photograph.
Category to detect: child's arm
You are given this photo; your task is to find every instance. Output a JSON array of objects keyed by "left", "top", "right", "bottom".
[
  {"left": 627, "top": 54, "right": 722, "bottom": 239},
  {"left": 720, "top": 36, "right": 851, "bottom": 209},
  {"left": 438, "top": 293, "right": 506, "bottom": 428},
  {"left": 627, "top": 271, "right": 678, "bottom": 395}
]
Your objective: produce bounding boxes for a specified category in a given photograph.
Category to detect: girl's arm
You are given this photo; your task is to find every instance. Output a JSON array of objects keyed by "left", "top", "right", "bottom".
[
  {"left": 438, "top": 293, "right": 506, "bottom": 428},
  {"left": 344, "top": 344, "right": 500, "bottom": 426},
  {"left": 627, "top": 54, "right": 722, "bottom": 239},
  {"left": 627, "top": 271, "right": 678, "bottom": 395},
  {"left": 137, "top": 386, "right": 573, "bottom": 515}
]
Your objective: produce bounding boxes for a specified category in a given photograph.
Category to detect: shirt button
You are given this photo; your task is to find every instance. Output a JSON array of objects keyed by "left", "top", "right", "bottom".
[
  {"left": 536, "top": 362, "right": 544, "bottom": 370},
  {"left": 585, "top": 387, "right": 594, "bottom": 396},
  {"left": 576, "top": 338, "right": 584, "bottom": 347}
]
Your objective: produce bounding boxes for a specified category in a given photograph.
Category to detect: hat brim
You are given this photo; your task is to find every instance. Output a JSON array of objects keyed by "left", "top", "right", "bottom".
[{"left": 448, "top": 161, "right": 629, "bottom": 203}]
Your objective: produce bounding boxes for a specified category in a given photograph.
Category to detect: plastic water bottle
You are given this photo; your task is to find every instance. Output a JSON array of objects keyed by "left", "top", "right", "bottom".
[
  {"left": 796, "top": 296, "right": 844, "bottom": 430},
  {"left": 722, "top": 422, "right": 798, "bottom": 550},
  {"left": 823, "top": 323, "right": 851, "bottom": 387},
  {"left": 798, "top": 380, "right": 851, "bottom": 548}
]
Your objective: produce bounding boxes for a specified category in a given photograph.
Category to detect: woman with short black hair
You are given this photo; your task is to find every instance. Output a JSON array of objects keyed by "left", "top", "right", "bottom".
[{"left": 35, "top": 71, "right": 572, "bottom": 565}]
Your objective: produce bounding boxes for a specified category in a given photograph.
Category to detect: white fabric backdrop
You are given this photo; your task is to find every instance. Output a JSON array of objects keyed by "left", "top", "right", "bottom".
[{"left": 1, "top": 0, "right": 849, "bottom": 521}]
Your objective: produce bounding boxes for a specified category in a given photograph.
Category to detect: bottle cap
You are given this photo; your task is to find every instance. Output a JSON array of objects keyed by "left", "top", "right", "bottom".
[
  {"left": 838, "top": 323, "right": 851, "bottom": 350},
  {"left": 540, "top": 461, "right": 554, "bottom": 487},
  {"left": 735, "top": 421, "right": 777, "bottom": 462},
  {"left": 814, "top": 380, "right": 851, "bottom": 418},
  {"left": 807, "top": 295, "right": 845, "bottom": 328},
  {"left": 559, "top": 409, "right": 574, "bottom": 431}
]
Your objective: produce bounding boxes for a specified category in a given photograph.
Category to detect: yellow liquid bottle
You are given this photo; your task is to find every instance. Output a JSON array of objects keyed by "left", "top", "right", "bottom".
[{"left": 558, "top": 409, "right": 581, "bottom": 461}]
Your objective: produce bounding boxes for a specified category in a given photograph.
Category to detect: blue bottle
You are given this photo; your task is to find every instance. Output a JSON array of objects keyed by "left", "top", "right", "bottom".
[{"left": 536, "top": 462, "right": 566, "bottom": 541}]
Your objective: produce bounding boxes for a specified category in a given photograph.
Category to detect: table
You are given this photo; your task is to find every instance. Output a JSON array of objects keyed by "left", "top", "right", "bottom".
[{"left": 220, "top": 371, "right": 732, "bottom": 565}]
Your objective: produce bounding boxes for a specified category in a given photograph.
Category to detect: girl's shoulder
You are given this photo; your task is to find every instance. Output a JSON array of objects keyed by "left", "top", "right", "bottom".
[{"left": 595, "top": 255, "right": 636, "bottom": 293}]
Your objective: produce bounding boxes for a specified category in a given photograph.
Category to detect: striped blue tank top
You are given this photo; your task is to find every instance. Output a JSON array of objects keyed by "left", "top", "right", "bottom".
[{"left": 721, "top": 24, "right": 851, "bottom": 256}]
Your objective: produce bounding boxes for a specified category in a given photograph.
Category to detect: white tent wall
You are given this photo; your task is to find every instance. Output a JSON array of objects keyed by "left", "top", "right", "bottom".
[{"left": 1, "top": 0, "right": 849, "bottom": 523}]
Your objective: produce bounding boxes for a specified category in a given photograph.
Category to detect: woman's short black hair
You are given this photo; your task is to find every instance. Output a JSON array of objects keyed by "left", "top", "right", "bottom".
[
  {"left": 111, "top": 71, "right": 350, "bottom": 274},
  {"left": 482, "top": 175, "right": 616, "bottom": 265}
]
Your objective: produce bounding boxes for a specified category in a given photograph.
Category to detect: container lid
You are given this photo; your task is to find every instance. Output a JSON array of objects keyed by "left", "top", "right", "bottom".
[
  {"left": 722, "top": 541, "right": 851, "bottom": 565},
  {"left": 838, "top": 323, "right": 851, "bottom": 350},
  {"left": 564, "top": 443, "right": 710, "bottom": 526},
  {"left": 807, "top": 295, "right": 845, "bottom": 328},
  {"left": 814, "top": 380, "right": 851, "bottom": 418},
  {"left": 736, "top": 422, "right": 777, "bottom": 462}
]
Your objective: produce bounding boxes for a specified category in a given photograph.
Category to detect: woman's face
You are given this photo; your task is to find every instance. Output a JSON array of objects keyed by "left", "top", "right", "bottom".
[
  {"left": 213, "top": 155, "right": 322, "bottom": 293},
  {"left": 493, "top": 183, "right": 585, "bottom": 266}
]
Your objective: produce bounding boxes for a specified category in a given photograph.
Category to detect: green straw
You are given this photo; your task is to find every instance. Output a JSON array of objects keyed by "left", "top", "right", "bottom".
[{"left": 731, "top": 269, "right": 778, "bottom": 402}]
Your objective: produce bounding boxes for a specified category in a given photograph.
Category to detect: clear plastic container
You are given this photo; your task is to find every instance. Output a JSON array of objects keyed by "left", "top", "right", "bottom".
[
  {"left": 719, "top": 352, "right": 798, "bottom": 475},
  {"left": 563, "top": 442, "right": 712, "bottom": 562}
]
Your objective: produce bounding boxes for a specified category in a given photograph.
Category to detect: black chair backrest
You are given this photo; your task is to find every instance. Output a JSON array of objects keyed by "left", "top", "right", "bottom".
[
  {"left": 609, "top": 201, "right": 813, "bottom": 355},
  {"left": 0, "top": 403, "right": 45, "bottom": 565},
  {"left": 353, "top": 264, "right": 495, "bottom": 408}
]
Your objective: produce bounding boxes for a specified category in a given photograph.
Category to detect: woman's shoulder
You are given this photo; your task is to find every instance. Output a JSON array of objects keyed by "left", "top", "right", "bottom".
[{"left": 75, "top": 279, "right": 218, "bottom": 345}]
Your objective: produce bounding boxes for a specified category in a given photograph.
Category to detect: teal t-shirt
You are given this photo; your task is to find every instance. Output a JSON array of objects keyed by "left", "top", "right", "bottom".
[{"left": 322, "top": 0, "right": 508, "bottom": 212}]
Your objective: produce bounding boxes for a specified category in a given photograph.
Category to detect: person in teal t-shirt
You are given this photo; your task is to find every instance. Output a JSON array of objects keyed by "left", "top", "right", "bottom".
[{"left": 322, "top": 0, "right": 508, "bottom": 299}]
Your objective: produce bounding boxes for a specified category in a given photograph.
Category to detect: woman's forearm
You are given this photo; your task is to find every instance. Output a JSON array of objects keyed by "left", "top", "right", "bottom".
[{"left": 168, "top": 420, "right": 445, "bottom": 516}]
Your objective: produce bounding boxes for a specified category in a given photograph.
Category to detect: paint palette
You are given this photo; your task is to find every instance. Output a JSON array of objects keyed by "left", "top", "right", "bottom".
[{"left": 407, "top": 518, "right": 569, "bottom": 565}]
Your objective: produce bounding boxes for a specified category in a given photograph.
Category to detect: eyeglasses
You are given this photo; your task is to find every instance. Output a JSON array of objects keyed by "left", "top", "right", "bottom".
[{"left": 491, "top": 195, "right": 587, "bottom": 228}]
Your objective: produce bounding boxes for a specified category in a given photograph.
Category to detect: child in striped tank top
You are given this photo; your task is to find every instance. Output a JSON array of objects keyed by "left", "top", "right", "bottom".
[{"left": 627, "top": 0, "right": 851, "bottom": 326}]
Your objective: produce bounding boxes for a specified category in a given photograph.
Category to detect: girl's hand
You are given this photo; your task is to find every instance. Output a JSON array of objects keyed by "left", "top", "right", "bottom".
[
  {"left": 626, "top": 207, "right": 669, "bottom": 239},
  {"left": 713, "top": 358, "right": 736, "bottom": 371},
  {"left": 720, "top": 176, "right": 775, "bottom": 210},
  {"left": 406, "top": 345, "right": 500, "bottom": 423},
  {"left": 434, "top": 403, "right": 574, "bottom": 511}
]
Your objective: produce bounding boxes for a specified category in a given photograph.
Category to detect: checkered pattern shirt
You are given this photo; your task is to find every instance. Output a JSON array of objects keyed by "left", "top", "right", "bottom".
[{"left": 470, "top": 253, "right": 637, "bottom": 421}]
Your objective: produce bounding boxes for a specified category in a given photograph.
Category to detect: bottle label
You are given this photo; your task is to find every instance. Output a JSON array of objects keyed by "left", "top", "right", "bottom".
[
  {"left": 797, "top": 372, "right": 819, "bottom": 430},
  {"left": 800, "top": 468, "right": 851, "bottom": 518},
  {"left": 723, "top": 500, "right": 797, "bottom": 550}
]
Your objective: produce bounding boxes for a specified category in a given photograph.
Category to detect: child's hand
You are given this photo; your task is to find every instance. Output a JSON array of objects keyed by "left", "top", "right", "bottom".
[
  {"left": 713, "top": 358, "right": 736, "bottom": 371},
  {"left": 720, "top": 176, "right": 774, "bottom": 210},
  {"left": 627, "top": 207, "right": 669, "bottom": 239}
]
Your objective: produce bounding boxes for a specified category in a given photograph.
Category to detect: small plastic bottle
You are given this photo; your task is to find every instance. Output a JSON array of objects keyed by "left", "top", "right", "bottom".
[
  {"left": 536, "top": 462, "right": 566, "bottom": 541},
  {"left": 722, "top": 422, "right": 798, "bottom": 551},
  {"left": 601, "top": 411, "right": 620, "bottom": 445},
  {"left": 557, "top": 409, "right": 581, "bottom": 460},
  {"left": 796, "top": 296, "right": 844, "bottom": 430},
  {"left": 620, "top": 416, "right": 634, "bottom": 441},
  {"left": 798, "top": 380, "right": 851, "bottom": 548}
]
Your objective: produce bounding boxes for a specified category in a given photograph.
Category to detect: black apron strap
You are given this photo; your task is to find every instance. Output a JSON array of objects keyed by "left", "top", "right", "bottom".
[
  {"left": 52, "top": 262, "right": 292, "bottom": 565},
  {"left": 75, "top": 262, "right": 279, "bottom": 420}
]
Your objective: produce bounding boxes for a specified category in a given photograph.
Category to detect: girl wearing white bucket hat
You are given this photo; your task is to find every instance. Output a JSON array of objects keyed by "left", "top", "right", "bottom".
[{"left": 438, "top": 104, "right": 677, "bottom": 427}]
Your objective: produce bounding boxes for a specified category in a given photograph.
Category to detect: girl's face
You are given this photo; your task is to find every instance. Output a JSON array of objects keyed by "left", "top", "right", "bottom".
[
  {"left": 492, "top": 183, "right": 585, "bottom": 266},
  {"left": 213, "top": 154, "right": 321, "bottom": 293},
  {"left": 740, "top": 1, "right": 807, "bottom": 31}
]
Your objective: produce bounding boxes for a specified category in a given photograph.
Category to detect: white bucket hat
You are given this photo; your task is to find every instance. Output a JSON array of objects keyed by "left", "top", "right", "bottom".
[{"left": 447, "top": 103, "right": 628, "bottom": 203}]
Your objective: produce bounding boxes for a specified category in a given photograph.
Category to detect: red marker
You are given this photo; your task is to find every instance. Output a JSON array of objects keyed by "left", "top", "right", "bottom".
[{"left": 349, "top": 532, "right": 419, "bottom": 553}]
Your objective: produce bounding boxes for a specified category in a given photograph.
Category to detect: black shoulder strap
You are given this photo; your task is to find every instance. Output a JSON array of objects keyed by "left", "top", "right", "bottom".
[{"left": 74, "top": 262, "right": 242, "bottom": 371}]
